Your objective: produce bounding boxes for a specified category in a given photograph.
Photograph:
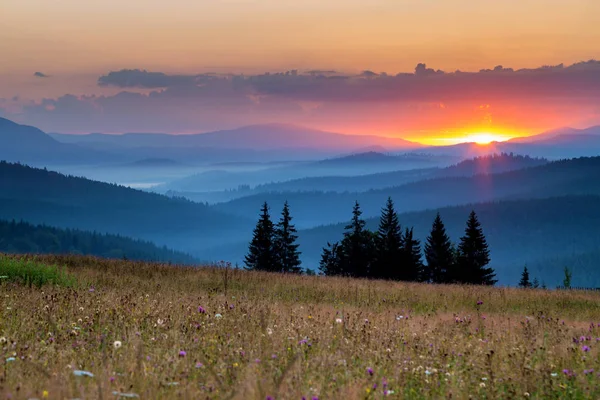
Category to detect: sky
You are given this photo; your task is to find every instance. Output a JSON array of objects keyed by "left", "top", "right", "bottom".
[{"left": 1, "top": 0, "right": 600, "bottom": 144}]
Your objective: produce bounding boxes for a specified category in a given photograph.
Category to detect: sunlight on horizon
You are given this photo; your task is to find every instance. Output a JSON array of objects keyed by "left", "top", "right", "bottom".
[{"left": 428, "top": 132, "right": 516, "bottom": 146}]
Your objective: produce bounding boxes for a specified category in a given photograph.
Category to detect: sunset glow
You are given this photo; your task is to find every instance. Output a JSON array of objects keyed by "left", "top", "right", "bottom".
[{"left": 461, "top": 133, "right": 514, "bottom": 145}]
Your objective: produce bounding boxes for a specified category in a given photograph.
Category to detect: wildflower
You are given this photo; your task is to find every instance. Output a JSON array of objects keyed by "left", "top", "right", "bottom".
[
  {"left": 551, "top": 373, "right": 558, "bottom": 377},
  {"left": 367, "top": 367, "right": 374, "bottom": 376},
  {"left": 266, "top": 396, "right": 274, "bottom": 400},
  {"left": 178, "top": 350, "right": 186, "bottom": 357},
  {"left": 266, "top": 328, "right": 273, "bottom": 335},
  {"left": 255, "top": 358, "right": 261, "bottom": 363},
  {"left": 113, "top": 341, "right": 122, "bottom": 349},
  {"left": 233, "top": 362, "right": 239, "bottom": 367},
  {"left": 0, "top": 337, "right": 6, "bottom": 344},
  {"left": 195, "top": 362, "right": 203, "bottom": 368},
  {"left": 110, "top": 376, "right": 115, "bottom": 383},
  {"left": 396, "top": 315, "right": 404, "bottom": 320},
  {"left": 42, "top": 390, "right": 49, "bottom": 398},
  {"left": 584, "top": 368, "right": 594, "bottom": 375},
  {"left": 215, "top": 313, "right": 223, "bottom": 319},
  {"left": 198, "top": 306, "right": 206, "bottom": 313},
  {"left": 6, "top": 357, "right": 15, "bottom": 362},
  {"left": 479, "top": 382, "right": 486, "bottom": 388},
  {"left": 524, "top": 392, "right": 530, "bottom": 397},
  {"left": 477, "top": 300, "right": 484, "bottom": 306},
  {"left": 582, "top": 345, "right": 591, "bottom": 352},
  {"left": 335, "top": 318, "right": 343, "bottom": 324},
  {"left": 229, "top": 304, "right": 235, "bottom": 309}
]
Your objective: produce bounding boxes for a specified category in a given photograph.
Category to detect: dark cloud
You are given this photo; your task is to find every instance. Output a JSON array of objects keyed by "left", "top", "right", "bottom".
[
  {"left": 34, "top": 72, "right": 49, "bottom": 78},
  {"left": 97, "top": 69, "right": 217, "bottom": 88}
]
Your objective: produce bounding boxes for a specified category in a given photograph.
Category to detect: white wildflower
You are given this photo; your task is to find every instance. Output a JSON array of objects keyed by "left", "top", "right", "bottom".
[
  {"left": 335, "top": 318, "right": 343, "bottom": 324},
  {"left": 113, "top": 341, "right": 122, "bottom": 349},
  {"left": 266, "top": 328, "right": 273, "bottom": 335}
]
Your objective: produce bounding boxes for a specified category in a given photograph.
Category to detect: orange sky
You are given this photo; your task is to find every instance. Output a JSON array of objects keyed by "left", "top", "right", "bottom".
[{"left": 1, "top": 0, "right": 600, "bottom": 143}]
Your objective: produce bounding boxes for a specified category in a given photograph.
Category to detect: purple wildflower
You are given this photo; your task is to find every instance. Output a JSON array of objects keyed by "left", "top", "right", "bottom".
[
  {"left": 367, "top": 367, "right": 374, "bottom": 376},
  {"left": 582, "top": 345, "right": 591, "bottom": 352},
  {"left": 179, "top": 350, "right": 187, "bottom": 357},
  {"left": 584, "top": 369, "right": 594, "bottom": 375},
  {"left": 110, "top": 376, "right": 115, "bottom": 383},
  {"left": 229, "top": 304, "right": 235, "bottom": 309},
  {"left": 198, "top": 306, "right": 206, "bottom": 314},
  {"left": 477, "top": 300, "right": 484, "bottom": 306},
  {"left": 195, "top": 362, "right": 203, "bottom": 368}
]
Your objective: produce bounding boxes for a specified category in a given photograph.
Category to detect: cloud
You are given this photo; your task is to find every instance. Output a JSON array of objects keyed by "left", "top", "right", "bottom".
[
  {"left": 3, "top": 61, "right": 600, "bottom": 136},
  {"left": 97, "top": 69, "right": 217, "bottom": 88},
  {"left": 34, "top": 72, "right": 49, "bottom": 78}
]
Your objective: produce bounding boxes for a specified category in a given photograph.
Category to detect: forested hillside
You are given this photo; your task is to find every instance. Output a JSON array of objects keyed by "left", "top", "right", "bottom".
[
  {"left": 0, "top": 219, "right": 199, "bottom": 264},
  {"left": 0, "top": 161, "right": 252, "bottom": 252},
  {"left": 213, "top": 157, "right": 600, "bottom": 227}
]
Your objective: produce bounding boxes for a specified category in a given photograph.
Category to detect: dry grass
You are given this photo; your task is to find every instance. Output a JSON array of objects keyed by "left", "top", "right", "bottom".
[{"left": 1, "top": 254, "right": 599, "bottom": 399}]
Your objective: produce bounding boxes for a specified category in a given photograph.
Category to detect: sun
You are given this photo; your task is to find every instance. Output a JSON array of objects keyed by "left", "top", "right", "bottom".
[{"left": 462, "top": 132, "right": 512, "bottom": 145}]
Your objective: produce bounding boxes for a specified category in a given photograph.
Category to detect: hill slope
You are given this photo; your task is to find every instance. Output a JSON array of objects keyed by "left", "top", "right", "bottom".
[
  {"left": 212, "top": 156, "right": 600, "bottom": 227},
  {"left": 0, "top": 219, "right": 198, "bottom": 264},
  {"left": 0, "top": 161, "right": 252, "bottom": 253}
]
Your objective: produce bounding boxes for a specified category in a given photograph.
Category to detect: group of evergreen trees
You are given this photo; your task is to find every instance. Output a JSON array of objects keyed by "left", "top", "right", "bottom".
[
  {"left": 245, "top": 198, "right": 496, "bottom": 285},
  {"left": 244, "top": 201, "right": 302, "bottom": 273},
  {"left": 318, "top": 198, "right": 496, "bottom": 285}
]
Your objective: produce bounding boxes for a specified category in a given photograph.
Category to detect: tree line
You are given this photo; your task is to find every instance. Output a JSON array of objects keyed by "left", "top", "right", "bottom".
[
  {"left": 0, "top": 218, "right": 198, "bottom": 264},
  {"left": 245, "top": 198, "right": 497, "bottom": 285}
]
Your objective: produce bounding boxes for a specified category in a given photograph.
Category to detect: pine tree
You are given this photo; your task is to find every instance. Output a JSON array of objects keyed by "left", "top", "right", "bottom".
[
  {"left": 244, "top": 202, "right": 276, "bottom": 271},
  {"left": 518, "top": 266, "right": 531, "bottom": 288},
  {"left": 274, "top": 201, "right": 302, "bottom": 273},
  {"left": 456, "top": 211, "right": 496, "bottom": 285},
  {"left": 372, "top": 197, "right": 404, "bottom": 280},
  {"left": 532, "top": 278, "right": 540, "bottom": 289},
  {"left": 562, "top": 266, "right": 572, "bottom": 288},
  {"left": 340, "top": 201, "right": 374, "bottom": 278},
  {"left": 424, "top": 213, "right": 455, "bottom": 283},
  {"left": 319, "top": 241, "right": 343, "bottom": 276},
  {"left": 402, "top": 227, "right": 423, "bottom": 281}
]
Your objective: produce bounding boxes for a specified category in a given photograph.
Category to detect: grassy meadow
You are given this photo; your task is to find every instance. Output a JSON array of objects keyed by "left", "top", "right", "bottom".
[{"left": 1, "top": 254, "right": 600, "bottom": 399}]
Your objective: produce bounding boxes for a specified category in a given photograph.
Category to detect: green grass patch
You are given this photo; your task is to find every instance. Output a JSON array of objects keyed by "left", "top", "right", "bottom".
[{"left": 0, "top": 256, "right": 76, "bottom": 287}]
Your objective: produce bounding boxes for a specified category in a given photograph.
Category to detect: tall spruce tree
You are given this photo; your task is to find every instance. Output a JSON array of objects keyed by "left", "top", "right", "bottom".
[
  {"left": 274, "top": 201, "right": 302, "bottom": 273},
  {"left": 402, "top": 227, "right": 423, "bottom": 281},
  {"left": 456, "top": 211, "right": 496, "bottom": 285},
  {"left": 424, "top": 213, "right": 455, "bottom": 283},
  {"left": 518, "top": 266, "right": 531, "bottom": 288},
  {"left": 340, "top": 201, "right": 374, "bottom": 278},
  {"left": 244, "top": 202, "right": 276, "bottom": 271},
  {"left": 372, "top": 197, "right": 404, "bottom": 280}
]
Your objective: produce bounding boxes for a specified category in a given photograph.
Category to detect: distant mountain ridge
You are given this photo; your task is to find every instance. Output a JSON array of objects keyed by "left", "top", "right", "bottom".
[
  {"left": 51, "top": 123, "right": 423, "bottom": 151},
  {"left": 0, "top": 117, "right": 113, "bottom": 165}
]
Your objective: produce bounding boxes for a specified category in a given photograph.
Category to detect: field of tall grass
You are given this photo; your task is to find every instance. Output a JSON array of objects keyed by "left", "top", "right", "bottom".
[{"left": 1, "top": 254, "right": 599, "bottom": 399}]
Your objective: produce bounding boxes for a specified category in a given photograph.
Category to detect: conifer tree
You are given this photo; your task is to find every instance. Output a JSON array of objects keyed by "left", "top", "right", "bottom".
[
  {"left": 274, "top": 201, "right": 302, "bottom": 273},
  {"left": 532, "top": 278, "right": 540, "bottom": 289},
  {"left": 372, "top": 197, "right": 404, "bottom": 280},
  {"left": 340, "top": 201, "right": 374, "bottom": 278},
  {"left": 456, "top": 211, "right": 496, "bottom": 285},
  {"left": 319, "top": 241, "right": 343, "bottom": 276},
  {"left": 424, "top": 213, "right": 455, "bottom": 283},
  {"left": 244, "top": 202, "right": 276, "bottom": 271},
  {"left": 518, "top": 265, "right": 531, "bottom": 288},
  {"left": 402, "top": 227, "right": 423, "bottom": 281}
]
